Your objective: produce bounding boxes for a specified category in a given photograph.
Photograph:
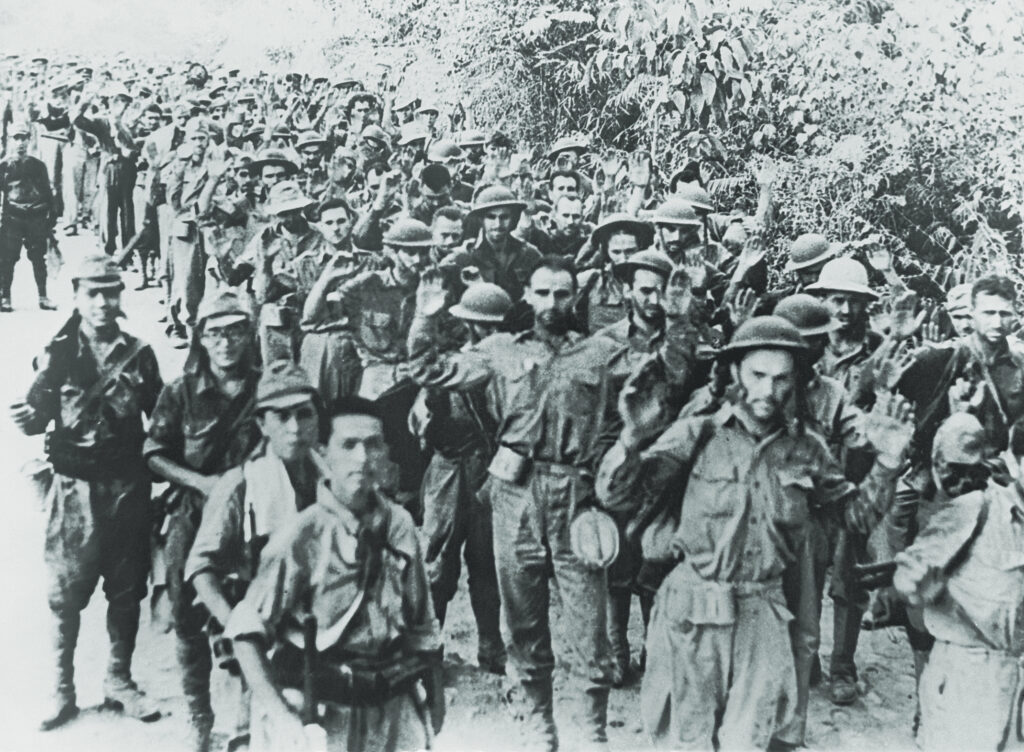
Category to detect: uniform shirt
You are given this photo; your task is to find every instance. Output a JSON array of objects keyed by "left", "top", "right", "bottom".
[
  {"left": 578, "top": 268, "right": 628, "bottom": 335},
  {"left": 448, "top": 233, "right": 543, "bottom": 303},
  {"left": 225, "top": 487, "right": 441, "bottom": 659},
  {"left": 0, "top": 153, "right": 54, "bottom": 215},
  {"left": 143, "top": 361, "right": 261, "bottom": 474},
  {"left": 410, "top": 326, "right": 629, "bottom": 471},
  {"left": 239, "top": 223, "right": 332, "bottom": 306},
  {"left": 818, "top": 330, "right": 882, "bottom": 402},
  {"left": 25, "top": 319, "right": 163, "bottom": 466},
  {"left": 331, "top": 268, "right": 421, "bottom": 366},
  {"left": 897, "top": 484, "right": 1024, "bottom": 654},
  {"left": 184, "top": 448, "right": 320, "bottom": 584},
  {"left": 596, "top": 403, "right": 898, "bottom": 583}
]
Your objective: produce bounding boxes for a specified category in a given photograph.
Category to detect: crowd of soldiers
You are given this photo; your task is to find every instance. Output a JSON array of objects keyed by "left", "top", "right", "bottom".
[{"left": 3, "top": 52, "right": 1023, "bottom": 752}]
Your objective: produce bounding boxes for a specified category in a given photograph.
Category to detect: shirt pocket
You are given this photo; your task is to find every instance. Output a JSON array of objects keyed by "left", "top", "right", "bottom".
[
  {"left": 358, "top": 310, "right": 395, "bottom": 352},
  {"left": 775, "top": 469, "right": 814, "bottom": 527},
  {"left": 688, "top": 459, "right": 740, "bottom": 518},
  {"left": 565, "top": 368, "right": 603, "bottom": 415},
  {"left": 183, "top": 416, "right": 219, "bottom": 468}
]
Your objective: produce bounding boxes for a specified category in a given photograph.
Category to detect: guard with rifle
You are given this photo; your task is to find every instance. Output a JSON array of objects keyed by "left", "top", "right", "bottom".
[
  {"left": 144, "top": 289, "right": 262, "bottom": 752},
  {"left": 225, "top": 396, "right": 445, "bottom": 752},
  {"left": 185, "top": 360, "right": 325, "bottom": 752},
  {"left": 10, "top": 254, "right": 164, "bottom": 730}
]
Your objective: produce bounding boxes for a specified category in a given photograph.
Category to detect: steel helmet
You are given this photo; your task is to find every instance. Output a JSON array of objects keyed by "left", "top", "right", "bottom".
[
  {"left": 773, "top": 294, "right": 841, "bottom": 337},
  {"left": 651, "top": 197, "right": 703, "bottom": 227},
  {"left": 785, "top": 233, "right": 842, "bottom": 272},
  {"left": 720, "top": 316, "right": 808, "bottom": 357},
  {"left": 469, "top": 185, "right": 527, "bottom": 218},
  {"left": 449, "top": 282, "right": 513, "bottom": 323},
  {"left": 383, "top": 217, "right": 433, "bottom": 248}
]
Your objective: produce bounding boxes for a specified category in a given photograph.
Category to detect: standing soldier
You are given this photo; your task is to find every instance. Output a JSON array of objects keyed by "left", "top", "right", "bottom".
[
  {"left": 415, "top": 281, "right": 512, "bottom": 675},
  {"left": 11, "top": 255, "right": 164, "bottom": 730},
  {"left": 0, "top": 121, "right": 57, "bottom": 311},
  {"left": 224, "top": 397, "right": 445, "bottom": 752},
  {"left": 144, "top": 290, "right": 262, "bottom": 752},
  {"left": 596, "top": 316, "right": 914, "bottom": 749}
]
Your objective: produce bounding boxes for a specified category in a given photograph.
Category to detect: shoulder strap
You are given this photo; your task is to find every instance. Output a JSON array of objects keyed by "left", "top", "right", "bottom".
[{"left": 64, "top": 338, "right": 146, "bottom": 432}]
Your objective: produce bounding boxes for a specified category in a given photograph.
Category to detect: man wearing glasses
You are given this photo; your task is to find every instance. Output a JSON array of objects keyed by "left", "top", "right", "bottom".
[{"left": 145, "top": 290, "right": 262, "bottom": 752}]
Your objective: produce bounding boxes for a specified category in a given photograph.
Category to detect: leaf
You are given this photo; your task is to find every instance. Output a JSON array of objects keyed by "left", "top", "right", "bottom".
[{"left": 700, "top": 72, "right": 717, "bottom": 106}]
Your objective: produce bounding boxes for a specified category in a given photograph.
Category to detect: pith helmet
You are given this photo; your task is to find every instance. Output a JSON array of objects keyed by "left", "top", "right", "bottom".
[
  {"left": 785, "top": 233, "right": 841, "bottom": 272},
  {"left": 805, "top": 258, "right": 878, "bottom": 300}
]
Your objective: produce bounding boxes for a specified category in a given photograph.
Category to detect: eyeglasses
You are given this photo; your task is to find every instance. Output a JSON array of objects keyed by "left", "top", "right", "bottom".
[
  {"left": 201, "top": 323, "right": 249, "bottom": 343},
  {"left": 265, "top": 404, "right": 318, "bottom": 422}
]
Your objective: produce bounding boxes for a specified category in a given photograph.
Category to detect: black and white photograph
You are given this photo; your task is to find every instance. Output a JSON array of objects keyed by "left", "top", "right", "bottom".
[{"left": 0, "top": 0, "right": 1021, "bottom": 749}]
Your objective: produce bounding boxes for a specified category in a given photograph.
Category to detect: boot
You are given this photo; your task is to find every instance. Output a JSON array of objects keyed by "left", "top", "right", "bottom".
[
  {"left": 607, "top": 590, "right": 632, "bottom": 687},
  {"left": 177, "top": 633, "right": 215, "bottom": 751},
  {"left": 583, "top": 686, "right": 610, "bottom": 748},
  {"left": 519, "top": 678, "right": 558, "bottom": 752},
  {"left": 38, "top": 296, "right": 57, "bottom": 311},
  {"left": 40, "top": 611, "right": 80, "bottom": 731},
  {"left": 104, "top": 603, "right": 161, "bottom": 722}
]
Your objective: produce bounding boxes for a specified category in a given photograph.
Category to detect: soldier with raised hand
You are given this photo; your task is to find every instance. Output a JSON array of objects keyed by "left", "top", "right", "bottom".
[
  {"left": 10, "top": 254, "right": 164, "bottom": 731},
  {"left": 596, "top": 316, "right": 915, "bottom": 749},
  {"left": 144, "top": 290, "right": 262, "bottom": 752}
]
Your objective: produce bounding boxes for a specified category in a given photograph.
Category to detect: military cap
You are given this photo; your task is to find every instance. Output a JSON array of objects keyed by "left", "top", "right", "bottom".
[
  {"left": 546, "top": 135, "right": 589, "bottom": 161},
  {"left": 420, "top": 164, "right": 451, "bottom": 192},
  {"left": 773, "top": 294, "right": 841, "bottom": 337},
  {"left": 197, "top": 289, "right": 251, "bottom": 328},
  {"left": 236, "top": 88, "right": 257, "bottom": 103},
  {"left": 267, "top": 181, "right": 316, "bottom": 215},
  {"left": 417, "top": 101, "right": 440, "bottom": 116},
  {"left": 104, "top": 83, "right": 132, "bottom": 101},
  {"left": 651, "top": 197, "right": 702, "bottom": 227},
  {"left": 805, "top": 258, "right": 878, "bottom": 300},
  {"left": 333, "top": 77, "right": 362, "bottom": 90},
  {"left": 383, "top": 217, "right": 433, "bottom": 248},
  {"left": 295, "top": 131, "right": 327, "bottom": 151},
  {"left": 72, "top": 254, "right": 124, "bottom": 291},
  {"left": 673, "top": 182, "right": 714, "bottom": 214},
  {"left": 591, "top": 213, "right": 655, "bottom": 250},
  {"left": 785, "top": 233, "right": 841, "bottom": 272},
  {"left": 31, "top": 56, "right": 49, "bottom": 65},
  {"left": 469, "top": 185, "right": 527, "bottom": 218},
  {"left": 271, "top": 125, "right": 294, "bottom": 142},
  {"left": 614, "top": 249, "right": 673, "bottom": 281},
  {"left": 256, "top": 360, "right": 318, "bottom": 411},
  {"left": 183, "top": 117, "right": 210, "bottom": 137},
  {"left": 720, "top": 316, "right": 808, "bottom": 357},
  {"left": 8, "top": 121, "right": 31, "bottom": 138},
  {"left": 449, "top": 282, "right": 513, "bottom": 323},
  {"left": 249, "top": 148, "right": 299, "bottom": 174},
  {"left": 393, "top": 93, "right": 419, "bottom": 111},
  {"left": 667, "top": 161, "right": 702, "bottom": 192}
]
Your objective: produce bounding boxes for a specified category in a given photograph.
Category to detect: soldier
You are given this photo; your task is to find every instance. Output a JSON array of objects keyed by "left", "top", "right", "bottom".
[
  {"left": 575, "top": 214, "right": 654, "bottom": 333},
  {"left": 546, "top": 194, "right": 590, "bottom": 259},
  {"left": 447, "top": 185, "right": 542, "bottom": 330},
  {"left": 414, "top": 281, "right": 512, "bottom": 675},
  {"left": 799, "top": 256, "right": 884, "bottom": 703},
  {"left": 185, "top": 360, "right": 325, "bottom": 750},
  {"left": 894, "top": 416, "right": 1024, "bottom": 750},
  {"left": 11, "top": 254, "right": 164, "bottom": 730},
  {"left": 408, "top": 255, "right": 692, "bottom": 750},
  {"left": 224, "top": 397, "right": 445, "bottom": 752},
  {"left": 144, "top": 290, "right": 262, "bottom": 752},
  {"left": 232, "top": 180, "right": 330, "bottom": 362},
  {"left": 294, "top": 130, "right": 328, "bottom": 200},
  {"left": 596, "top": 316, "right": 914, "bottom": 749},
  {"left": 0, "top": 120, "right": 57, "bottom": 311}
]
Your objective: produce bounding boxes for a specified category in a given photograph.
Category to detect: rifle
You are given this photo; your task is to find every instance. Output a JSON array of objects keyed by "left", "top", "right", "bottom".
[{"left": 301, "top": 611, "right": 318, "bottom": 725}]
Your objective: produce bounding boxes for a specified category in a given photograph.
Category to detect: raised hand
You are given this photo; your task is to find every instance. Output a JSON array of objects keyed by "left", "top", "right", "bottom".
[
  {"left": 415, "top": 266, "right": 448, "bottom": 316},
  {"left": 725, "top": 287, "right": 759, "bottom": 330},
  {"left": 734, "top": 229, "right": 767, "bottom": 273},
  {"left": 889, "top": 289, "right": 926, "bottom": 341},
  {"left": 865, "top": 390, "right": 915, "bottom": 470},
  {"left": 663, "top": 267, "right": 695, "bottom": 320},
  {"left": 874, "top": 338, "right": 917, "bottom": 390},
  {"left": 618, "top": 354, "right": 670, "bottom": 448},
  {"left": 627, "top": 151, "right": 652, "bottom": 188},
  {"left": 680, "top": 249, "right": 709, "bottom": 292}
]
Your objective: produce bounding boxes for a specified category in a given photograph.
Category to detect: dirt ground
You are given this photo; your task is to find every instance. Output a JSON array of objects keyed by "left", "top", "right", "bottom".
[{"left": 0, "top": 232, "right": 920, "bottom": 751}]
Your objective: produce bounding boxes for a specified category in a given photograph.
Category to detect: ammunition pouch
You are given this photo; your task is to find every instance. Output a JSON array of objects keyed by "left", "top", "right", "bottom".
[{"left": 45, "top": 431, "right": 141, "bottom": 481}]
